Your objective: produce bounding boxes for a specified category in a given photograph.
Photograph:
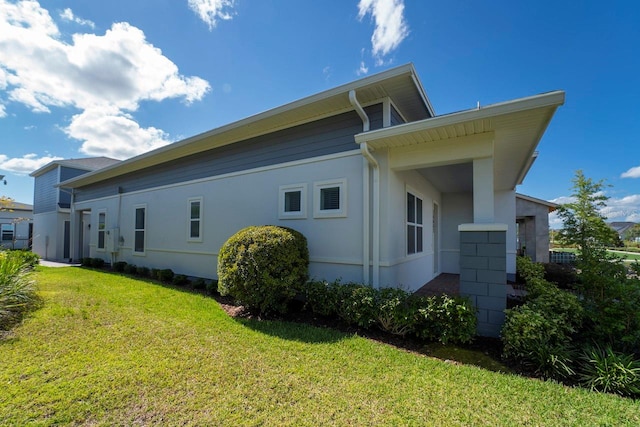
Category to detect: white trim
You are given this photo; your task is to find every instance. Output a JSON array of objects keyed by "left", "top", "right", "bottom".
[
  {"left": 72, "top": 150, "right": 362, "bottom": 207},
  {"left": 388, "top": 98, "right": 409, "bottom": 124},
  {"left": 309, "top": 256, "right": 362, "bottom": 266},
  {"left": 313, "top": 178, "right": 347, "bottom": 218},
  {"left": 458, "top": 223, "right": 509, "bottom": 232},
  {"left": 187, "top": 197, "right": 203, "bottom": 242},
  {"left": 144, "top": 247, "right": 217, "bottom": 256},
  {"left": 382, "top": 98, "right": 391, "bottom": 128},
  {"left": 133, "top": 204, "right": 147, "bottom": 256},
  {"left": 278, "top": 183, "right": 308, "bottom": 220},
  {"left": 381, "top": 251, "right": 431, "bottom": 268}
]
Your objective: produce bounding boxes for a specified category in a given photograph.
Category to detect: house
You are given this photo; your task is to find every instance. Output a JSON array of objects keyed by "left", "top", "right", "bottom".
[
  {"left": 50, "top": 64, "right": 564, "bottom": 336},
  {"left": 0, "top": 200, "right": 33, "bottom": 250},
  {"left": 30, "top": 157, "right": 120, "bottom": 260},
  {"left": 516, "top": 193, "right": 557, "bottom": 263},
  {"left": 608, "top": 222, "right": 637, "bottom": 241}
]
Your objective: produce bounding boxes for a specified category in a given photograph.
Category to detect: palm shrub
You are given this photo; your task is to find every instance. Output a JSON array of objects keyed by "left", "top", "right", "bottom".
[
  {"left": 217, "top": 226, "right": 309, "bottom": 314},
  {"left": 0, "top": 251, "right": 39, "bottom": 330},
  {"left": 579, "top": 345, "right": 640, "bottom": 397}
]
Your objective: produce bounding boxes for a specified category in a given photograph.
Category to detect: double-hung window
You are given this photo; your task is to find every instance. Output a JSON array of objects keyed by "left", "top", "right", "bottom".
[
  {"left": 134, "top": 205, "right": 146, "bottom": 255},
  {"left": 279, "top": 184, "right": 307, "bottom": 219},
  {"left": 407, "top": 192, "right": 423, "bottom": 255},
  {"left": 188, "top": 197, "right": 203, "bottom": 241},
  {"left": 1, "top": 224, "right": 13, "bottom": 242},
  {"left": 97, "top": 212, "right": 106, "bottom": 250},
  {"left": 313, "top": 179, "right": 347, "bottom": 218}
]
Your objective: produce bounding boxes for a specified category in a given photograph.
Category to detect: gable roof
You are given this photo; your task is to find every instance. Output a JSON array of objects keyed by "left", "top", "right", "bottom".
[
  {"left": 59, "top": 64, "right": 433, "bottom": 189},
  {"left": 516, "top": 193, "right": 558, "bottom": 213},
  {"left": 30, "top": 157, "right": 121, "bottom": 178}
]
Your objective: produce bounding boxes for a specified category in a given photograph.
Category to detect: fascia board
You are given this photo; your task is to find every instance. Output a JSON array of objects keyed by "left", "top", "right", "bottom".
[{"left": 355, "top": 90, "right": 565, "bottom": 144}]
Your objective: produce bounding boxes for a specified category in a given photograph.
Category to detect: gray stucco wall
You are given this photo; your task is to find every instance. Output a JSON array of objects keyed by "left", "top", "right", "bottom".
[{"left": 516, "top": 198, "right": 552, "bottom": 263}]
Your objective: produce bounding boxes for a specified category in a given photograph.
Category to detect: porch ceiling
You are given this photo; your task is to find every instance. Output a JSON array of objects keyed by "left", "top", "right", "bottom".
[{"left": 355, "top": 91, "right": 565, "bottom": 191}]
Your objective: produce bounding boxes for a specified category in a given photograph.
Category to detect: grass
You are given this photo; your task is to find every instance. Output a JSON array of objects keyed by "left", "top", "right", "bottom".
[{"left": 1, "top": 268, "right": 639, "bottom": 426}]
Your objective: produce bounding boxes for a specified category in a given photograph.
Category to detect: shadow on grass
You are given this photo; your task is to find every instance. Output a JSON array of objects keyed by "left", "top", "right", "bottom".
[{"left": 235, "top": 316, "right": 350, "bottom": 344}]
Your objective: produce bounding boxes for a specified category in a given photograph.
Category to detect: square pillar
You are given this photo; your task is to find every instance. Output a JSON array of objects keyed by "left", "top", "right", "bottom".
[
  {"left": 458, "top": 223, "right": 507, "bottom": 338},
  {"left": 473, "top": 157, "right": 494, "bottom": 223}
]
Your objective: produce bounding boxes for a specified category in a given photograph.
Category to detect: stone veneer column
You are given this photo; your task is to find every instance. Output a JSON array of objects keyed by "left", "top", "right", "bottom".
[{"left": 458, "top": 224, "right": 508, "bottom": 338}]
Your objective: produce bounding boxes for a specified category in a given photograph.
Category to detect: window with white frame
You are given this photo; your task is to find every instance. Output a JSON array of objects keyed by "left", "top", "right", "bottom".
[
  {"left": 1, "top": 224, "right": 13, "bottom": 242},
  {"left": 134, "top": 205, "right": 146, "bottom": 255},
  {"left": 407, "top": 191, "right": 423, "bottom": 255},
  {"left": 188, "top": 197, "right": 203, "bottom": 241},
  {"left": 279, "top": 184, "right": 307, "bottom": 219},
  {"left": 97, "top": 211, "right": 106, "bottom": 250},
  {"left": 313, "top": 179, "right": 346, "bottom": 218}
]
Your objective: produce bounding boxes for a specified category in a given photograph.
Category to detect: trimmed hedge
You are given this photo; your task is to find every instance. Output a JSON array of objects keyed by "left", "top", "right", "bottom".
[
  {"left": 303, "top": 280, "right": 477, "bottom": 344},
  {"left": 217, "top": 225, "right": 309, "bottom": 314}
]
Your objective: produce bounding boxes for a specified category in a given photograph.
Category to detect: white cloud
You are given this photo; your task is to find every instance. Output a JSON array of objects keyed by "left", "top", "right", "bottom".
[
  {"left": 0, "top": 104, "right": 5, "bottom": 118},
  {"left": 59, "top": 8, "right": 95, "bottom": 28},
  {"left": 551, "top": 193, "right": 640, "bottom": 225},
  {"left": 65, "top": 107, "right": 171, "bottom": 159},
  {"left": 0, "top": 153, "right": 63, "bottom": 175},
  {"left": 356, "top": 61, "right": 369, "bottom": 76},
  {"left": 188, "top": 0, "right": 235, "bottom": 30},
  {"left": 0, "top": 0, "right": 210, "bottom": 159},
  {"left": 621, "top": 166, "right": 640, "bottom": 179},
  {"left": 358, "top": 0, "right": 409, "bottom": 61}
]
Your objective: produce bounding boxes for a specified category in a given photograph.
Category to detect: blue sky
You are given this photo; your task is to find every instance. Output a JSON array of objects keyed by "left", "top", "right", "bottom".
[{"left": 1, "top": 0, "right": 638, "bottom": 225}]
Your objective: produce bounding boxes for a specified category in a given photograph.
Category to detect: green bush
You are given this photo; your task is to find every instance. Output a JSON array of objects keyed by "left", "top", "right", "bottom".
[
  {"left": 375, "top": 287, "right": 414, "bottom": 336},
  {"left": 7, "top": 250, "right": 39, "bottom": 269},
  {"left": 0, "top": 251, "right": 39, "bottom": 330},
  {"left": 90, "top": 258, "right": 105, "bottom": 268},
  {"left": 579, "top": 345, "right": 640, "bottom": 397},
  {"left": 157, "top": 269, "right": 174, "bottom": 283},
  {"left": 124, "top": 264, "right": 137, "bottom": 275},
  {"left": 543, "top": 263, "right": 578, "bottom": 290},
  {"left": 81, "top": 257, "right": 92, "bottom": 267},
  {"left": 413, "top": 295, "right": 477, "bottom": 345},
  {"left": 172, "top": 274, "right": 189, "bottom": 287},
  {"left": 516, "top": 256, "right": 545, "bottom": 283},
  {"left": 205, "top": 279, "right": 218, "bottom": 295},
  {"left": 136, "top": 266, "right": 150, "bottom": 278},
  {"left": 337, "top": 284, "right": 378, "bottom": 328},
  {"left": 502, "top": 282, "right": 583, "bottom": 379},
  {"left": 192, "top": 278, "right": 207, "bottom": 290},
  {"left": 217, "top": 226, "right": 309, "bottom": 314},
  {"left": 303, "top": 280, "right": 341, "bottom": 317},
  {"left": 113, "top": 261, "right": 127, "bottom": 272}
]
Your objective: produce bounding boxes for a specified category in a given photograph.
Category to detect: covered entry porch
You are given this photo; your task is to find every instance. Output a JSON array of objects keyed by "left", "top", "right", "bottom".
[{"left": 355, "top": 90, "right": 564, "bottom": 336}]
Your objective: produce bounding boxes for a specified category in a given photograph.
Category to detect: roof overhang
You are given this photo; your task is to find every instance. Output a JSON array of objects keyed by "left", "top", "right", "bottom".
[
  {"left": 516, "top": 193, "right": 558, "bottom": 213},
  {"left": 60, "top": 63, "right": 434, "bottom": 189},
  {"left": 355, "top": 91, "right": 565, "bottom": 191}
]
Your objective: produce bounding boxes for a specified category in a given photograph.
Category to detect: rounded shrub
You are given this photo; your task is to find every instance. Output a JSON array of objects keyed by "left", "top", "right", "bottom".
[{"left": 217, "top": 225, "right": 309, "bottom": 314}]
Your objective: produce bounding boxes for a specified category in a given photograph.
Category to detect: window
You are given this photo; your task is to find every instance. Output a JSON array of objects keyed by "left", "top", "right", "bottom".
[
  {"left": 314, "top": 179, "right": 347, "bottom": 218},
  {"left": 188, "top": 197, "right": 203, "bottom": 241},
  {"left": 97, "top": 212, "right": 106, "bottom": 250},
  {"left": 279, "top": 184, "right": 307, "bottom": 219},
  {"left": 134, "top": 205, "right": 146, "bottom": 255},
  {"left": 1, "top": 224, "right": 13, "bottom": 242},
  {"left": 407, "top": 192, "right": 423, "bottom": 255}
]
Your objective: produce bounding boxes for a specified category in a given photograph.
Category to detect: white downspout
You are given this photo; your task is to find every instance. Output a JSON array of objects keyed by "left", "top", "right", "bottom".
[{"left": 349, "top": 90, "right": 380, "bottom": 287}]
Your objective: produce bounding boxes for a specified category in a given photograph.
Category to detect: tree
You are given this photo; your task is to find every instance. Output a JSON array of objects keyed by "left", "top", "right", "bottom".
[{"left": 556, "top": 170, "right": 618, "bottom": 260}]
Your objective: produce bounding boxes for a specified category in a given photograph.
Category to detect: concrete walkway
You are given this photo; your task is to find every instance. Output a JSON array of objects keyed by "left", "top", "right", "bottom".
[{"left": 39, "top": 260, "right": 81, "bottom": 268}]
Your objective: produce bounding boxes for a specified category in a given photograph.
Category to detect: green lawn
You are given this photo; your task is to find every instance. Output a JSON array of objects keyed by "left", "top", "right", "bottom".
[{"left": 1, "top": 267, "right": 639, "bottom": 426}]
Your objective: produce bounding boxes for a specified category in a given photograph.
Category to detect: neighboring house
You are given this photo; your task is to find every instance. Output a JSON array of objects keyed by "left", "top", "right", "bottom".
[
  {"left": 608, "top": 222, "right": 637, "bottom": 241},
  {"left": 516, "top": 193, "right": 557, "bottom": 263},
  {"left": 0, "top": 201, "right": 33, "bottom": 250},
  {"left": 52, "top": 64, "right": 564, "bottom": 336},
  {"left": 30, "top": 157, "right": 120, "bottom": 261}
]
